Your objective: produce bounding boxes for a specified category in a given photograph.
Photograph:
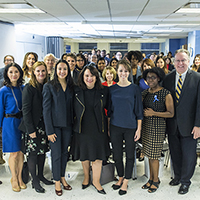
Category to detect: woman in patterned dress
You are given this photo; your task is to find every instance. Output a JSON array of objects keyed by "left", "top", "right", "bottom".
[
  {"left": 141, "top": 67, "right": 174, "bottom": 193},
  {"left": 19, "top": 61, "right": 53, "bottom": 193}
]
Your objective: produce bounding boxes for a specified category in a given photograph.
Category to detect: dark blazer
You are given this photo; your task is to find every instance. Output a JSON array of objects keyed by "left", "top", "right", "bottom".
[
  {"left": 42, "top": 82, "right": 73, "bottom": 135},
  {"left": 19, "top": 84, "right": 43, "bottom": 134},
  {"left": 73, "top": 85, "right": 109, "bottom": 134},
  {"left": 73, "top": 67, "right": 81, "bottom": 85},
  {"left": 163, "top": 69, "right": 200, "bottom": 136}
]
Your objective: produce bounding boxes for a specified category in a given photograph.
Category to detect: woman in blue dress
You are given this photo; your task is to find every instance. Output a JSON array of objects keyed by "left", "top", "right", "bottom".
[{"left": 0, "top": 63, "right": 25, "bottom": 192}]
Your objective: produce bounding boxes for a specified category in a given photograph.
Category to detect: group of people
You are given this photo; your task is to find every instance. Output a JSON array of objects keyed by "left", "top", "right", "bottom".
[{"left": 0, "top": 48, "right": 200, "bottom": 197}]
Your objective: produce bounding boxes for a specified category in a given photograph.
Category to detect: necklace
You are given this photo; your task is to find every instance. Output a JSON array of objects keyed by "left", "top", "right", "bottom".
[{"left": 10, "top": 86, "right": 22, "bottom": 111}]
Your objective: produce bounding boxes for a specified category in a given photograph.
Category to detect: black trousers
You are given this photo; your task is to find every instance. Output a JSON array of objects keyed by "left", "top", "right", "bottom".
[
  {"left": 110, "top": 124, "right": 136, "bottom": 179},
  {"left": 168, "top": 129, "right": 197, "bottom": 186},
  {"left": 50, "top": 126, "right": 72, "bottom": 181}
]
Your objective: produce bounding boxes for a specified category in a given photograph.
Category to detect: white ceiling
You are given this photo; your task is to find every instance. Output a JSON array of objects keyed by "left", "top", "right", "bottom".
[{"left": 1, "top": 0, "right": 200, "bottom": 42}]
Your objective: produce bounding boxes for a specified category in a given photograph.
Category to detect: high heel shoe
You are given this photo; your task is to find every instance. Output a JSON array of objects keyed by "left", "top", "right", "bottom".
[
  {"left": 32, "top": 181, "right": 45, "bottom": 193},
  {"left": 11, "top": 178, "right": 21, "bottom": 192},
  {"left": 20, "top": 182, "right": 27, "bottom": 189},
  {"left": 92, "top": 183, "right": 106, "bottom": 194},
  {"left": 38, "top": 176, "right": 54, "bottom": 185},
  {"left": 61, "top": 182, "right": 72, "bottom": 190},
  {"left": 55, "top": 189, "right": 62, "bottom": 196},
  {"left": 82, "top": 183, "right": 90, "bottom": 189}
]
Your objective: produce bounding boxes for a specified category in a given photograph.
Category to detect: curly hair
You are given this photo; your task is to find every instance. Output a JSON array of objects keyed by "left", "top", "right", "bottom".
[
  {"left": 3, "top": 63, "right": 24, "bottom": 87},
  {"left": 102, "top": 66, "right": 117, "bottom": 81},
  {"left": 143, "top": 67, "right": 165, "bottom": 83}
]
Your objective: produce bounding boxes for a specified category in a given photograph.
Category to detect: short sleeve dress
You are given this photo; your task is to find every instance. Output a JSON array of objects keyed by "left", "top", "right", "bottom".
[
  {"left": 141, "top": 88, "right": 171, "bottom": 159},
  {"left": 0, "top": 86, "right": 24, "bottom": 153}
]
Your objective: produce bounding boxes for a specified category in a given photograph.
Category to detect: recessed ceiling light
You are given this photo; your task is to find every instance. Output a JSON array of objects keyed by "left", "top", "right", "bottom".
[
  {"left": 175, "top": 2, "right": 200, "bottom": 13},
  {"left": 149, "top": 29, "right": 183, "bottom": 33},
  {"left": 0, "top": 8, "right": 45, "bottom": 13}
]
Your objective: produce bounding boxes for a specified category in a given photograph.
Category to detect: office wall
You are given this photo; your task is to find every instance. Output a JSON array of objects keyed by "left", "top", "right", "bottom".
[
  {"left": 0, "top": 22, "right": 16, "bottom": 68},
  {"left": 15, "top": 31, "right": 46, "bottom": 66},
  {"left": 169, "top": 38, "right": 187, "bottom": 57}
]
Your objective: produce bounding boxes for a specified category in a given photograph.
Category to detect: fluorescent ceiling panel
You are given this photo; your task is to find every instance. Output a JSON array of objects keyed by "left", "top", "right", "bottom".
[{"left": 0, "top": 9, "right": 44, "bottom": 13}]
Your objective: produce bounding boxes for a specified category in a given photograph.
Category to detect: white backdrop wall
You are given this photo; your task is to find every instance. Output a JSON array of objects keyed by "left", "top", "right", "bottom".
[
  {"left": 15, "top": 31, "right": 46, "bottom": 66},
  {"left": 0, "top": 22, "right": 16, "bottom": 68}
]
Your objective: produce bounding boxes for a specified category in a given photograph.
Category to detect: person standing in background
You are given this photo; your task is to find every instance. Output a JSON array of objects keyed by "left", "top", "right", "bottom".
[{"left": 22, "top": 52, "right": 38, "bottom": 84}]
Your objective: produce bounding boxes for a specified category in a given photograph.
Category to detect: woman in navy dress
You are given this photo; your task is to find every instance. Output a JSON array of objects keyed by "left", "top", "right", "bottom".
[{"left": 0, "top": 63, "right": 25, "bottom": 192}]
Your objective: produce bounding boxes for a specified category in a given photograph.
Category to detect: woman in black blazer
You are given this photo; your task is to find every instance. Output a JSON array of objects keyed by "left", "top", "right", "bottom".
[
  {"left": 72, "top": 64, "right": 110, "bottom": 195},
  {"left": 19, "top": 61, "right": 53, "bottom": 193},
  {"left": 43, "top": 60, "right": 74, "bottom": 196}
]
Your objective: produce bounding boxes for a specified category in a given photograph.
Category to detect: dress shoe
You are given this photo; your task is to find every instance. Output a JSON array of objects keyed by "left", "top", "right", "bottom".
[
  {"left": 169, "top": 179, "right": 180, "bottom": 186},
  {"left": 178, "top": 184, "right": 189, "bottom": 195},
  {"left": 119, "top": 189, "right": 127, "bottom": 195},
  {"left": 61, "top": 182, "right": 72, "bottom": 190},
  {"left": 11, "top": 178, "right": 21, "bottom": 192},
  {"left": 38, "top": 176, "right": 54, "bottom": 185},
  {"left": 32, "top": 181, "right": 45, "bottom": 193},
  {"left": 19, "top": 183, "right": 27, "bottom": 189},
  {"left": 92, "top": 184, "right": 106, "bottom": 194},
  {"left": 112, "top": 184, "right": 121, "bottom": 190},
  {"left": 82, "top": 183, "right": 90, "bottom": 189},
  {"left": 55, "top": 189, "right": 62, "bottom": 196}
]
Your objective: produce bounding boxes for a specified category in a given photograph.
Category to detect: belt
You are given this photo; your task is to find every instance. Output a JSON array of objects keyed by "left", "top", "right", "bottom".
[{"left": 5, "top": 112, "right": 22, "bottom": 119}]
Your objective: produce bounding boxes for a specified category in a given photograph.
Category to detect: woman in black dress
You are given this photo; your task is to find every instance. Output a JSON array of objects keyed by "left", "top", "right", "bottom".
[
  {"left": 43, "top": 60, "right": 74, "bottom": 196},
  {"left": 19, "top": 61, "right": 53, "bottom": 193},
  {"left": 72, "top": 64, "right": 110, "bottom": 195}
]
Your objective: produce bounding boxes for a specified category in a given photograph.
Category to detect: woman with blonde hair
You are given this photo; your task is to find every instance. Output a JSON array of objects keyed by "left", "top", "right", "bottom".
[
  {"left": 102, "top": 66, "right": 117, "bottom": 87},
  {"left": 22, "top": 52, "right": 38, "bottom": 84},
  {"left": 44, "top": 53, "right": 56, "bottom": 80},
  {"left": 19, "top": 61, "right": 53, "bottom": 193}
]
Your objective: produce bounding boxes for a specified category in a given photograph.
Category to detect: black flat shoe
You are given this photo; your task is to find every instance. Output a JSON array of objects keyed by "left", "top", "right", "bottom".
[
  {"left": 112, "top": 184, "right": 121, "bottom": 190},
  {"left": 169, "top": 179, "right": 180, "bottom": 186},
  {"left": 38, "top": 176, "right": 54, "bottom": 185},
  {"left": 82, "top": 183, "right": 90, "bottom": 189},
  {"left": 119, "top": 189, "right": 127, "bottom": 195},
  {"left": 92, "top": 184, "right": 106, "bottom": 194},
  {"left": 178, "top": 184, "right": 189, "bottom": 195}
]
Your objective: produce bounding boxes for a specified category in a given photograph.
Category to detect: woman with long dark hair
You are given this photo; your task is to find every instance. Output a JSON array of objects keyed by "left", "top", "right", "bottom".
[
  {"left": 19, "top": 61, "right": 53, "bottom": 193},
  {"left": 43, "top": 60, "right": 74, "bottom": 196},
  {"left": 0, "top": 63, "right": 25, "bottom": 192},
  {"left": 22, "top": 52, "right": 38, "bottom": 84}
]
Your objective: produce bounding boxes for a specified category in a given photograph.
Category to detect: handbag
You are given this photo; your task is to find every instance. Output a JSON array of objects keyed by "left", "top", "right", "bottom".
[
  {"left": 90, "top": 162, "right": 115, "bottom": 185},
  {"left": 22, "top": 161, "right": 31, "bottom": 184}
]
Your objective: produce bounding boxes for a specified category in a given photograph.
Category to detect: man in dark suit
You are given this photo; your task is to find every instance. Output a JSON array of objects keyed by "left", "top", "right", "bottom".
[{"left": 163, "top": 49, "right": 200, "bottom": 195}]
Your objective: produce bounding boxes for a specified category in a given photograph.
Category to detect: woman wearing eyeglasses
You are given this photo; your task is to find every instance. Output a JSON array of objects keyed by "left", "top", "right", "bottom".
[
  {"left": 73, "top": 53, "right": 86, "bottom": 84},
  {"left": 141, "top": 67, "right": 174, "bottom": 193}
]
